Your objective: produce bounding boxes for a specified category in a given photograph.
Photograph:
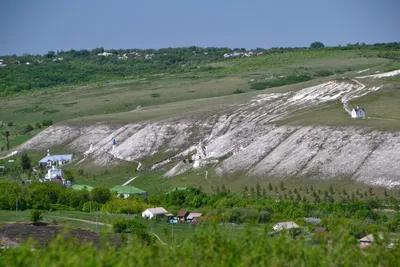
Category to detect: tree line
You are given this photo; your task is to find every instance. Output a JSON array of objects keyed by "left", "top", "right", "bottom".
[{"left": 1, "top": 42, "right": 399, "bottom": 97}]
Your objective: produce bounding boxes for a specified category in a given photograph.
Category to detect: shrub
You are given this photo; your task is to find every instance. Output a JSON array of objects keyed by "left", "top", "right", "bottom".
[
  {"left": 315, "top": 70, "right": 334, "bottom": 77},
  {"left": 35, "top": 122, "right": 42, "bottom": 129},
  {"left": 42, "top": 119, "right": 53, "bottom": 126},
  {"left": 232, "top": 89, "right": 245, "bottom": 94},
  {"left": 21, "top": 124, "right": 34, "bottom": 134},
  {"left": 7, "top": 122, "right": 13, "bottom": 126},
  {"left": 30, "top": 209, "right": 42, "bottom": 223}
]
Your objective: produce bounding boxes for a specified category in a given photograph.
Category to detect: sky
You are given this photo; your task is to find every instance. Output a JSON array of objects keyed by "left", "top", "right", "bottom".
[{"left": 0, "top": 0, "right": 399, "bottom": 55}]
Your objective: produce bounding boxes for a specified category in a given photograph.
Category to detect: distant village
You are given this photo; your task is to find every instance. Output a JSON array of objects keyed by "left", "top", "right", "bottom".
[{"left": 0, "top": 49, "right": 264, "bottom": 68}]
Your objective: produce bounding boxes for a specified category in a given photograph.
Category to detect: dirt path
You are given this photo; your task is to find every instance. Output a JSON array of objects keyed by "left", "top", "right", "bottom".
[
  {"left": 122, "top": 176, "right": 138, "bottom": 186},
  {"left": 46, "top": 215, "right": 167, "bottom": 245},
  {"left": 0, "top": 150, "right": 18, "bottom": 160}
]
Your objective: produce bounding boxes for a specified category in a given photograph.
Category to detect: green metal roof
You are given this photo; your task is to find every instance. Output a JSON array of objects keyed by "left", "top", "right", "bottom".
[
  {"left": 110, "top": 185, "right": 146, "bottom": 195},
  {"left": 71, "top": 184, "right": 94, "bottom": 191}
]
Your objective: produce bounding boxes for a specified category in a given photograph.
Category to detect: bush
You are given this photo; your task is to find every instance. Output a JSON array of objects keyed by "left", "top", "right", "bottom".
[
  {"left": 35, "top": 122, "right": 42, "bottom": 129},
  {"left": 113, "top": 218, "right": 155, "bottom": 245},
  {"left": 42, "top": 119, "right": 53, "bottom": 126},
  {"left": 232, "top": 89, "right": 245, "bottom": 94},
  {"left": 315, "top": 70, "right": 334, "bottom": 77},
  {"left": 30, "top": 209, "right": 42, "bottom": 223},
  {"left": 7, "top": 122, "right": 13, "bottom": 126},
  {"left": 21, "top": 124, "right": 34, "bottom": 135}
]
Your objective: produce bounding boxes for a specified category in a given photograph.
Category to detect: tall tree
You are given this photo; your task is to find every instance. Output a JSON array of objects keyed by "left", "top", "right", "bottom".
[
  {"left": 310, "top": 42, "right": 325, "bottom": 49},
  {"left": 21, "top": 153, "right": 31, "bottom": 171}
]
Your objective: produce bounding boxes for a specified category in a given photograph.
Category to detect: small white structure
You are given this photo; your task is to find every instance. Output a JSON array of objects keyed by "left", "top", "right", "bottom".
[
  {"left": 52, "top": 57, "right": 64, "bottom": 62},
  {"left": 0, "top": 59, "right": 7, "bottom": 67},
  {"left": 142, "top": 207, "right": 168, "bottom": 220},
  {"left": 223, "top": 53, "right": 230, "bottom": 58},
  {"left": 118, "top": 54, "right": 128, "bottom": 60},
  {"left": 145, "top": 54, "right": 154, "bottom": 59},
  {"left": 273, "top": 221, "right": 300, "bottom": 231},
  {"left": 98, "top": 52, "right": 114, "bottom": 57}
]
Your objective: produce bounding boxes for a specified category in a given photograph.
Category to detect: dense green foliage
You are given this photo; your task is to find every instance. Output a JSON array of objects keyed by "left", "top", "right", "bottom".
[
  {"left": 1, "top": 42, "right": 399, "bottom": 97},
  {"left": 1, "top": 224, "right": 400, "bottom": 266},
  {"left": 0, "top": 181, "right": 399, "bottom": 239}
]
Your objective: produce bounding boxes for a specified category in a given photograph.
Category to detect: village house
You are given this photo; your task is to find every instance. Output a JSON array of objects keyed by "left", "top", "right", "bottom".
[
  {"left": 187, "top": 212, "right": 202, "bottom": 222},
  {"left": 359, "top": 234, "right": 375, "bottom": 248},
  {"left": 142, "top": 207, "right": 168, "bottom": 220},
  {"left": 0, "top": 59, "right": 7, "bottom": 67},
  {"left": 273, "top": 221, "right": 300, "bottom": 231},
  {"left": 98, "top": 52, "right": 114, "bottom": 56},
  {"left": 177, "top": 210, "right": 189, "bottom": 222},
  {"left": 110, "top": 185, "right": 147, "bottom": 199}
]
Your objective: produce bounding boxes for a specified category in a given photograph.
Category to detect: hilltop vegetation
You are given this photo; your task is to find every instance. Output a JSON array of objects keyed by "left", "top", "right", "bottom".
[{"left": 1, "top": 42, "right": 399, "bottom": 97}]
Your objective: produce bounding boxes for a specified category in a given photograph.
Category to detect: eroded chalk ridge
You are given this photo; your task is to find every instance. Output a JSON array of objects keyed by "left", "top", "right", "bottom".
[{"left": 14, "top": 77, "right": 400, "bottom": 187}]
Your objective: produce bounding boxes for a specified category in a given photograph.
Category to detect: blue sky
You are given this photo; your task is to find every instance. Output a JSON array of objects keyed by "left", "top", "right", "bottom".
[{"left": 0, "top": 0, "right": 398, "bottom": 55}]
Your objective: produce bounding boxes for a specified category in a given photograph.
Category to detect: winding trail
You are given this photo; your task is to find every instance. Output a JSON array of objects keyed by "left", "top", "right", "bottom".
[{"left": 45, "top": 215, "right": 167, "bottom": 245}]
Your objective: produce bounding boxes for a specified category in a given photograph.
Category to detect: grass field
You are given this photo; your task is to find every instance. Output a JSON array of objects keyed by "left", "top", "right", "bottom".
[{"left": 0, "top": 50, "right": 393, "bottom": 126}]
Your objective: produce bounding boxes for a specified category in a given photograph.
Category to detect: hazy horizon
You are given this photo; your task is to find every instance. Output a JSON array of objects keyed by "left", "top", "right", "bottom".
[{"left": 1, "top": 0, "right": 399, "bottom": 55}]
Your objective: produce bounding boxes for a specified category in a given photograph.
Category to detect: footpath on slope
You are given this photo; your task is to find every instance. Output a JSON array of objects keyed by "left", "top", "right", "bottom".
[{"left": 45, "top": 215, "right": 167, "bottom": 245}]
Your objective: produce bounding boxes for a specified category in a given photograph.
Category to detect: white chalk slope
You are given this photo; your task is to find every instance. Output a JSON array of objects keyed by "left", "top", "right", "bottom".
[{"left": 16, "top": 70, "right": 400, "bottom": 188}]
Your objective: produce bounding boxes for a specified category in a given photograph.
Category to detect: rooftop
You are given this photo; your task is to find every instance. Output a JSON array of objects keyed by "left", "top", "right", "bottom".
[
  {"left": 39, "top": 154, "right": 73, "bottom": 163},
  {"left": 313, "top": 227, "right": 328, "bottom": 233},
  {"left": 144, "top": 207, "right": 168, "bottom": 214},
  {"left": 110, "top": 185, "right": 146, "bottom": 195},
  {"left": 275, "top": 221, "right": 300, "bottom": 229}
]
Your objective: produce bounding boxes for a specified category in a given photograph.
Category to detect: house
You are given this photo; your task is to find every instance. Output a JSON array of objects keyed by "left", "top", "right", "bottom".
[
  {"left": 359, "top": 234, "right": 375, "bottom": 248},
  {"left": 38, "top": 150, "right": 73, "bottom": 167},
  {"left": 142, "top": 207, "right": 168, "bottom": 220},
  {"left": 273, "top": 221, "right": 300, "bottom": 231},
  {"left": 312, "top": 227, "right": 328, "bottom": 233},
  {"left": 72, "top": 184, "right": 94, "bottom": 192},
  {"left": 0, "top": 59, "right": 7, "bottom": 67},
  {"left": 187, "top": 212, "right": 202, "bottom": 222},
  {"left": 223, "top": 53, "right": 230, "bottom": 58},
  {"left": 145, "top": 54, "right": 154, "bottom": 59},
  {"left": 177, "top": 210, "right": 189, "bottom": 221},
  {"left": 110, "top": 185, "right": 147, "bottom": 199}
]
